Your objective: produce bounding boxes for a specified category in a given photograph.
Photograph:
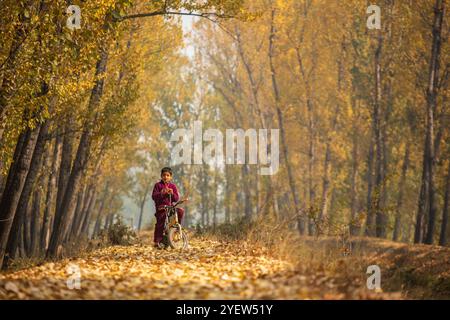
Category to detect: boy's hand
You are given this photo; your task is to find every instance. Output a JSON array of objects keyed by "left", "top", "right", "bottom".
[{"left": 167, "top": 188, "right": 174, "bottom": 195}]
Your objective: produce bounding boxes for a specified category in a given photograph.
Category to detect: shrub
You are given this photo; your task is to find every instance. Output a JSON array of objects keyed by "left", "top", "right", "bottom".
[{"left": 100, "top": 217, "right": 137, "bottom": 246}]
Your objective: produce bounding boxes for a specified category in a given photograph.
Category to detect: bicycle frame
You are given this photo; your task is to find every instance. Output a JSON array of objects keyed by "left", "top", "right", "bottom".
[
  {"left": 164, "top": 204, "right": 179, "bottom": 229},
  {"left": 162, "top": 199, "right": 186, "bottom": 232}
]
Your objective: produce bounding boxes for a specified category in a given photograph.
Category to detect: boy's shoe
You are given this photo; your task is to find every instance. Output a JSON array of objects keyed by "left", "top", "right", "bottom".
[{"left": 154, "top": 242, "right": 165, "bottom": 250}]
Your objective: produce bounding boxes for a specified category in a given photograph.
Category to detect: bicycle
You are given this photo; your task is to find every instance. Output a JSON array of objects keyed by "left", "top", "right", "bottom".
[{"left": 160, "top": 198, "right": 189, "bottom": 250}]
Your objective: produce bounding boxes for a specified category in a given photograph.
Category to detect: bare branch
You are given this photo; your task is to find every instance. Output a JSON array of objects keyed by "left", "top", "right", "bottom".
[{"left": 120, "top": 11, "right": 233, "bottom": 22}]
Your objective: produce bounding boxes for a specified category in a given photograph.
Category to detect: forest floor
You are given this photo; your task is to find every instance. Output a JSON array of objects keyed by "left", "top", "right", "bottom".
[{"left": 0, "top": 231, "right": 449, "bottom": 299}]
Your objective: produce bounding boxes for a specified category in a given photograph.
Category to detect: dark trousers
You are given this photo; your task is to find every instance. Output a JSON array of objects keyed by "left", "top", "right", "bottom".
[{"left": 154, "top": 207, "right": 184, "bottom": 244}]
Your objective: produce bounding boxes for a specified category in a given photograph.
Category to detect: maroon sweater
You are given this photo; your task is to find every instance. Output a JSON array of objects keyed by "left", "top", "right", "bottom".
[{"left": 151, "top": 180, "right": 180, "bottom": 211}]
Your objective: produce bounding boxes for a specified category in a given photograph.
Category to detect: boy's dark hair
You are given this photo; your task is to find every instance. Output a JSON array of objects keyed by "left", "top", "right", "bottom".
[{"left": 161, "top": 167, "right": 173, "bottom": 176}]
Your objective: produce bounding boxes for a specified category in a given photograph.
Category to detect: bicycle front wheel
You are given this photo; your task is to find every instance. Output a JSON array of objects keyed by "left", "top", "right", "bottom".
[{"left": 168, "top": 226, "right": 188, "bottom": 250}]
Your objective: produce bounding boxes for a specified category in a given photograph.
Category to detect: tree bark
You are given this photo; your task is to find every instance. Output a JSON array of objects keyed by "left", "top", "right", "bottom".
[
  {"left": 268, "top": 9, "right": 300, "bottom": 224},
  {"left": 41, "top": 137, "right": 60, "bottom": 252},
  {"left": 22, "top": 205, "right": 31, "bottom": 257},
  {"left": 294, "top": 42, "right": 316, "bottom": 235},
  {"left": 201, "top": 166, "right": 209, "bottom": 226},
  {"left": 224, "top": 165, "right": 231, "bottom": 223},
  {"left": 104, "top": 210, "right": 115, "bottom": 230},
  {"left": 3, "top": 120, "right": 49, "bottom": 265},
  {"left": 54, "top": 120, "right": 74, "bottom": 217},
  {"left": 307, "top": 95, "right": 316, "bottom": 237},
  {"left": 92, "top": 189, "right": 108, "bottom": 238},
  {"left": 439, "top": 161, "right": 450, "bottom": 246},
  {"left": 415, "top": 147, "right": 429, "bottom": 243},
  {"left": 69, "top": 186, "right": 86, "bottom": 242},
  {"left": 213, "top": 171, "right": 218, "bottom": 230},
  {"left": 93, "top": 212, "right": 102, "bottom": 238},
  {"left": 30, "top": 181, "right": 42, "bottom": 257},
  {"left": 0, "top": 127, "right": 39, "bottom": 267},
  {"left": 319, "top": 45, "right": 345, "bottom": 225},
  {"left": 373, "top": 30, "right": 385, "bottom": 239},
  {"left": 349, "top": 96, "right": 360, "bottom": 236},
  {"left": 47, "top": 48, "right": 109, "bottom": 258},
  {"left": 137, "top": 181, "right": 150, "bottom": 231},
  {"left": 72, "top": 184, "right": 93, "bottom": 241},
  {"left": 424, "top": 0, "right": 445, "bottom": 245},
  {"left": 365, "top": 121, "right": 376, "bottom": 237},
  {"left": 242, "top": 164, "right": 252, "bottom": 219},
  {"left": 366, "top": 29, "right": 384, "bottom": 238},
  {"left": 79, "top": 189, "right": 97, "bottom": 239},
  {"left": 393, "top": 142, "right": 410, "bottom": 241}
]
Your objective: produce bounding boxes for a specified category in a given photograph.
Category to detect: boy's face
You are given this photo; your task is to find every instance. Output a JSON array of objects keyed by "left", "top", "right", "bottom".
[{"left": 161, "top": 172, "right": 172, "bottom": 183}]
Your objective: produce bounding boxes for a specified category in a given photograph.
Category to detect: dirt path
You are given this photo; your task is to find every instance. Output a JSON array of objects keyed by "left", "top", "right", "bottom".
[
  {"left": 0, "top": 235, "right": 425, "bottom": 300},
  {"left": 0, "top": 237, "right": 294, "bottom": 299}
]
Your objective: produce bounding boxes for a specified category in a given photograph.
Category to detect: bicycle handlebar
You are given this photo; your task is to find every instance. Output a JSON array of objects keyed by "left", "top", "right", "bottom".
[{"left": 162, "top": 198, "right": 188, "bottom": 210}]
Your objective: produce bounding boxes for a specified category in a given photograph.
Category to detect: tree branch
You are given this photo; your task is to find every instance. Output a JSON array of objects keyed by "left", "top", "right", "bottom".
[{"left": 120, "top": 11, "right": 233, "bottom": 22}]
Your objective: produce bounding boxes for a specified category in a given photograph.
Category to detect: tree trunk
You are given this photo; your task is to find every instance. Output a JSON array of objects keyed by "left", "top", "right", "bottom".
[
  {"left": 0, "top": 127, "right": 39, "bottom": 267},
  {"left": 373, "top": 30, "right": 385, "bottom": 239},
  {"left": 366, "top": 29, "right": 384, "bottom": 238},
  {"left": 319, "top": 144, "right": 331, "bottom": 222},
  {"left": 41, "top": 137, "right": 60, "bottom": 252},
  {"left": 268, "top": 9, "right": 300, "bottom": 223},
  {"left": 414, "top": 147, "right": 429, "bottom": 243},
  {"left": 350, "top": 97, "right": 360, "bottom": 236},
  {"left": 17, "top": 224, "right": 25, "bottom": 258},
  {"left": 319, "top": 48, "right": 344, "bottom": 225},
  {"left": 104, "top": 211, "right": 115, "bottom": 230},
  {"left": 69, "top": 186, "right": 86, "bottom": 242},
  {"left": 23, "top": 202, "right": 31, "bottom": 257},
  {"left": 108, "top": 213, "right": 116, "bottom": 229},
  {"left": 137, "top": 181, "right": 150, "bottom": 231},
  {"left": 3, "top": 120, "right": 49, "bottom": 266},
  {"left": 439, "top": 161, "right": 450, "bottom": 246},
  {"left": 47, "top": 48, "right": 109, "bottom": 258},
  {"left": 30, "top": 182, "right": 42, "bottom": 257},
  {"left": 365, "top": 122, "right": 376, "bottom": 237},
  {"left": 236, "top": 30, "right": 265, "bottom": 215},
  {"left": 55, "top": 120, "right": 74, "bottom": 216},
  {"left": 104, "top": 211, "right": 112, "bottom": 230},
  {"left": 201, "top": 166, "right": 208, "bottom": 227},
  {"left": 72, "top": 184, "right": 94, "bottom": 241},
  {"left": 80, "top": 190, "right": 97, "bottom": 239},
  {"left": 377, "top": 79, "right": 394, "bottom": 239},
  {"left": 424, "top": 0, "right": 445, "bottom": 245},
  {"left": 224, "top": 165, "right": 231, "bottom": 223},
  {"left": 213, "top": 171, "right": 218, "bottom": 231},
  {"left": 137, "top": 194, "right": 147, "bottom": 231},
  {"left": 307, "top": 96, "right": 316, "bottom": 236},
  {"left": 93, "top": 213, "right": 102, "bottom": 238},
  {"left": 393, "top": 142, "right": 410, "bottom": 241},
  {"left": 242, "top": 164, "right": 252, "bottom": 219}
]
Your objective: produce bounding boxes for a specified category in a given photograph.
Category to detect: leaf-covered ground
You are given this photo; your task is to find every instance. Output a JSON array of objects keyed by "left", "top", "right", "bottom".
[
  {"left": 0, "top": 233, "right": 448, "bottom": 299},
  {"left": 0, "top": 237, "right": 294, "bottom": 299}
]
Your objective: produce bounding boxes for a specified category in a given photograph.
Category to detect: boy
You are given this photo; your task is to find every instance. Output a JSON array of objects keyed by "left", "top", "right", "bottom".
[{"left": 151, "top": 167, "right": 184, "bottom": 248}]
